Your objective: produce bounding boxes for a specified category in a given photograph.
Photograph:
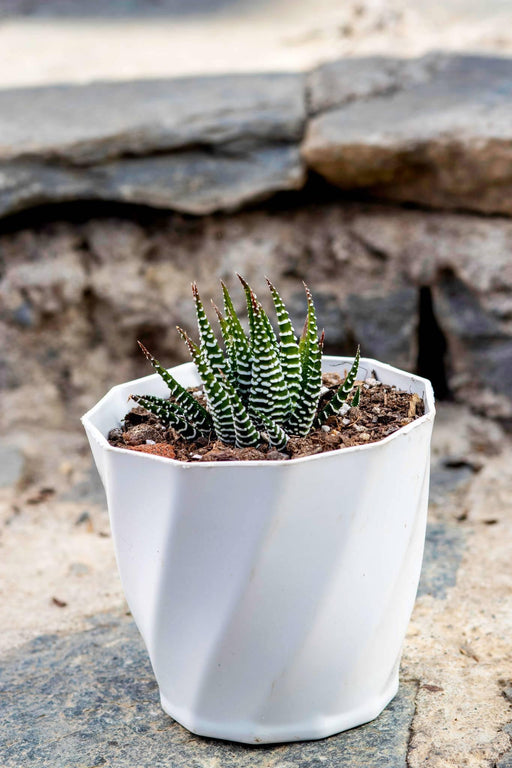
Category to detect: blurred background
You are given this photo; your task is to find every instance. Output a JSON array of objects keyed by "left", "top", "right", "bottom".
[{"left": 2, "top": 5, "right": 512, "bottom": 760}]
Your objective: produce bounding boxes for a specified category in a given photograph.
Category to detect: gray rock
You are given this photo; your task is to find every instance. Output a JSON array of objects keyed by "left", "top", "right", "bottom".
[
  {"left": 0, "top": 147, "right": 305, "bottom": 218},
  {"left": 63, "top": 465, "right": 106, "bottom": 507},
  {"left": 303, "top": 54, "right": 512, "bottom": 216},
  {"left": 0, "top": 75, "right": 305, "bottom": 163},
  {"left": 429, "top": 462, "right": 475, "bottom": 507},
  {"left": 345, "top": 287, "right": 417, "bottom": 372},
  {"left": 418, "top": 522, "right": 466, "bottom": 600},
  {"left": 287, "top": 289, "right": 348, "bottom": 349},
  {"left": 306, "top": 53, "right": 447, "bottom": 115},
  {"left": 0, "top": 613, "right": 418, "bottom": 767},
  {"left": 433, "top": 270, "right": 512, "bottom": 401},
  {"left": 0, "top": 441, "right": 24, "bottom": 487},
  {"left": 0, "top": 73, "right": 306, "bottom": 217}
]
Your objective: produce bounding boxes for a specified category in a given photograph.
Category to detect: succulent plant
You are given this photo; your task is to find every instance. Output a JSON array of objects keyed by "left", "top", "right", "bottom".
[{"left": 131, "top": 276, "right": 360, "bottom": 451}]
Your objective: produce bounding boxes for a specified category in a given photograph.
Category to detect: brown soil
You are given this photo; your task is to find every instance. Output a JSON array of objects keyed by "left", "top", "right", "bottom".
[{"left": 108, "top": 372, "right": 425, "bottom": 462}]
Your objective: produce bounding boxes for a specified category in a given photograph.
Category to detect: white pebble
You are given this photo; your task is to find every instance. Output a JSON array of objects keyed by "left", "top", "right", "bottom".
[
  {"left": 191, "top": 454, "right": 203, "bottom": 460},
  {"left": 321, "top": 425, "right": 330, "bottom": 433},
  {"left": 342, "top": 418, "right": 350, "bottom": 425},
  {"left": 145, "top": 439, "right": 156, "bottom": 445}
]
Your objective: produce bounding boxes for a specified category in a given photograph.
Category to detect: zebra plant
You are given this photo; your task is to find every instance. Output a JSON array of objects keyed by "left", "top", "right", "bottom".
[{"left": 131, "top": 276, "right": 360, "bottom": 451}]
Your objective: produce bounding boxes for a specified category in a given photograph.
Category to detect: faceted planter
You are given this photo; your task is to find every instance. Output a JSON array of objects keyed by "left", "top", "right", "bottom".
[{"left": 82, "top": 355, "right": 435, "bottom": 745}]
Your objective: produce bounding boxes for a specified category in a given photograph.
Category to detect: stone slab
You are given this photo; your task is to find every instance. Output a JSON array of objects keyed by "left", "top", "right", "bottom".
[
  {"left": 303, "top": 54, "right": 512, "bottom": 216},
  {"left": 0, "top": 73, "right": 306, "bottom": 217},
  {"left": 0, "top": 74, "right": 305, "bottom": 163},
  {"left": 5, "top": 54, "right": 512, "bottom": 217},
  {"left": 417, "top": 522, "right": 466, "bottom": 600},
  {"left": 0, "top": 613, "right": 418, "bottom": 768},
  {"left": 0, "top": 146, "right": 305, "bottom": 217}
]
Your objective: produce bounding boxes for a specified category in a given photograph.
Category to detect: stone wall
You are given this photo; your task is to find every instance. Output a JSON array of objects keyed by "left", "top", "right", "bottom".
[
  {"left": 2, "top": 53, "right": 512, "bottom": 433},
  {"left": 2, "top": 202, "right": 512, "bottom": 436}
]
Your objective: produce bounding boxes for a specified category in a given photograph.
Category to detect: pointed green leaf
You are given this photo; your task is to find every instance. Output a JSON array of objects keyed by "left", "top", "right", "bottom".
[
  {"left": 221, "top": 374, "right": 260, "bottom": 448},
  {"left": 129, "top": 393, "right": 202, "bottom": 441},
  {"left": 178, "top": 327, "right": 236, "bottom": 445},
  {"left": 247, "top": 301, "right": 291, "bottom": 425},
  {"left": 285, "top": 284, "right": 322, "bottom": 436},
  {"left": 192, "top": 283, "right": 229, "bottom": 378},
  {"left": 137, "top": 341, "right": 212, "bottom": 432},
  {"left": 266, "top": 277, "right": 301, "bottom": 412},
  {"left": 315, "top": 347, "right": 361, "bottom": 426},
  {"left": 255, "top": 409, "right": 289, "bottom": 451},
  {"left": 221, "top": 282, "right": 252, "bottom": 399}
]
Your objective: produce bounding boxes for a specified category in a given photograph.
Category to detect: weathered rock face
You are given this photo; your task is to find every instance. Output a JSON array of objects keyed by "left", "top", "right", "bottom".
[
  {"left": 2, "top": 203, "right": 512, "bottom": 434},
  {"left": 0, "top": 74, "right": 306, "bottom": 217},
  {"left": 303, "top": 54, "right": 512, "bottom": 215},
  {"left": 4, "top": 54, "right": 512, "bottom": 217}
]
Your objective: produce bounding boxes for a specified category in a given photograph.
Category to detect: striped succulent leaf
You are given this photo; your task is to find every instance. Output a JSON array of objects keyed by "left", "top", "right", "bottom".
[
  {"left": 129, "top": 393, "right": 202, "bottom": 441},
  {"left": 221, "top": 374, "right": 261, "bottom": 448},
  {"left": 247, "top": 290, "right": 291, "bottom": 424},
  {"left": 137, "top": 341, "right": 213, "bottom": 432},
  {"left": 136, "top": 277, "right": 360, "bottom": 453},
  {"left": 285, "top": 284, "right": 323, "bottom": 436},
  {"left": 221, "top": 282, "right": 252, "bottom": 401},
  {"left": 315, "top": 346, "right": 361, "bottom": 426},
  {"left": 212, "top": 302, "right": 237, "bottom": 385},
  {"left": 192, "top": 283, "right": 229, "bottom": 378},
  {"left": 178, "top": 327, "right": 236, "bottom": 445},
  {"left": 255, "top": 410, "right": 289, "bottom": 451},
  {"left": 266, "top": 278, "right": 301, "bottom": 412},
  {"left": 237, "top": 273, "right": 257, "bottom": 346}
]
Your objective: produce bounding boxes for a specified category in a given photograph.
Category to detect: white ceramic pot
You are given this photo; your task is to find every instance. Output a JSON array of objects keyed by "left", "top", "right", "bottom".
[{"left": 82, "top": 356, "right": 435, "bottom": 745}]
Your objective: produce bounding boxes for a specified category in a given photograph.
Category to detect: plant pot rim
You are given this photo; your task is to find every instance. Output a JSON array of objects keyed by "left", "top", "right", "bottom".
[{"left": 81, "top": 355, "right": 435, "bottom": 469}]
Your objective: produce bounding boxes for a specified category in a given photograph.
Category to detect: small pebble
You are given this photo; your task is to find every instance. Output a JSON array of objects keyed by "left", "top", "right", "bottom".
[
  {"left": 191, "top": 454, "right": 203, "bottom": 460},
  {"left": 75, "top": 510, "right": 91, "bottom": 526},
  {"left": 348, "top": 406, "right": 359, "bottom": 421},
  {"left": 145, "top": 439, "right": 156, "bottom": 445},
  {"left": 321, "top": 425, "right": 331, "bottom": 433},
  {"left": 342, "top": 418, "right": 350, "bottom": 425},
  {"left": 266, "top": 450, "right": 290, "bottom": 461},
  {"left": 69, "top": 562, "right": 90, "bottom": 576},
  {"left": 107, "top": 428, "right": 124, "bottom": 443},
  {"left": 360, "top": 432, "right": 371, "bottom": 441},
  {"left": 365, "top": 377, "right": 379, "bottom": 387}
]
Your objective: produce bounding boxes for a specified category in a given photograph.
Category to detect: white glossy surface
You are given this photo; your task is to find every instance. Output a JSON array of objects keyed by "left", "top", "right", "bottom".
[{"left": 82, "top": 357, "right": 435, "bottom": 744}]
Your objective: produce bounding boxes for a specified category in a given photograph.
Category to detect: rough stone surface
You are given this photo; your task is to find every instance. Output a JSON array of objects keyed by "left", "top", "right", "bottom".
[
  {"left": 1, "top": 146, "right": 305, "bottom": 218},
  {"left": 3, "top": 202, "right": 512, "bottom": 433},
  {"left": 0, "top": 74, "right": 305, "bottom": 217},
  {"left": 303, "top": 54, "right": 512, "bottom": 216},
  {"left": 306, "top": 53, "right": 447, "bottom": 115},
  {"left": 0, "top": 75, "right": 305, "bottom": 163},
  {"left": 0, "top": 440, "right": 24, "bottom": 488},
  {"left": 0, "top": 614, "right": 418, "bottom": 767},
  {"left": 5, "top": 55, "right": 512, "bottom": 216},
  {"left": 1, "top": 405, "right": 512, "bottom": 767},
  {"left": 417, "top": 522, "right": 466, "bottom": 600}
]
